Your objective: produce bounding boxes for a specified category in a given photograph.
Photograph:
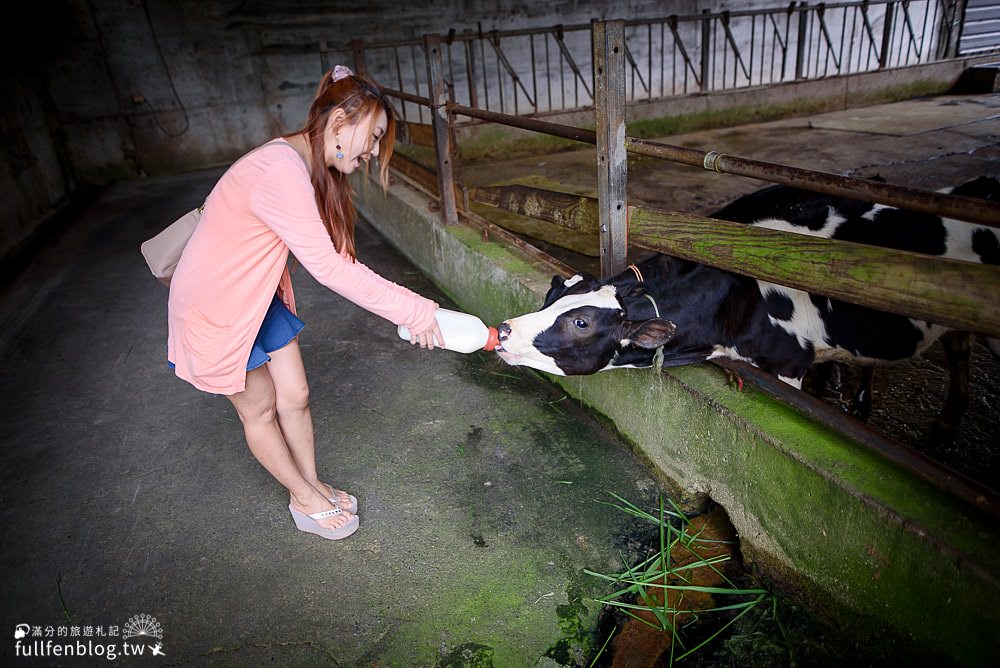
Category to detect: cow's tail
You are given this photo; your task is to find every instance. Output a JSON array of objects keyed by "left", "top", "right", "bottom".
[{"left": 986, "top": 337, "right": 1000, "bottom": 361}]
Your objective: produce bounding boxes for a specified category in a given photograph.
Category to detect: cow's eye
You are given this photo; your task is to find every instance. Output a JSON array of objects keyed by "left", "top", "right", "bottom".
[{"left": 573, "top": 318, "right": 588, "bottom": 329}]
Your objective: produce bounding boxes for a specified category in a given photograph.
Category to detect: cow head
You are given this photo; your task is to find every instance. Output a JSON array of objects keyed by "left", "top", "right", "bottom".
[{"left": 495, "top": 271, "right": 677, "bottom": 375}]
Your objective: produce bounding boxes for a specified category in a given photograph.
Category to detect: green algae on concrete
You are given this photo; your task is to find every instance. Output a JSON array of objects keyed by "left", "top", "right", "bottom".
[
  {"left": 371, "top": 554, "right": 557, "bottom": 665},
  {"left": 437, "top": 643, "right": 495, "bottom": 667},
  {"left": 457, "top": 126, "right": 588, "bottom": 166}
]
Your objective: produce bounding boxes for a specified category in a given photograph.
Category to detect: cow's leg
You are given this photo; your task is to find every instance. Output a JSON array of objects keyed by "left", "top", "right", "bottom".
[
  {"left": 805, "top": 361, "right": 832, "bottom": 395},
  {"left": 805, "top": 361, "right": 845, "bottom": 398},
  {"left": 933, "top": 331, "right": 972, "bottom": 439},
  {"left": 849, "top": 366, "right": 874, "bottom": 422}
]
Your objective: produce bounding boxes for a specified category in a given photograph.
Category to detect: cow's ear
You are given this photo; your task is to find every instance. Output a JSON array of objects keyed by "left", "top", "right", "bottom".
[
  {"left": 542, "top": 272, "right": 600, "bottom": 308},
  {"left": 623, "top": 318, "right": 677, "bottom": 349},
  {"left": 542, "top": 276, "right": 568, "bottom": 307},
  {"left": 620, "top": 282, "right": 647, "bottom": 301}
]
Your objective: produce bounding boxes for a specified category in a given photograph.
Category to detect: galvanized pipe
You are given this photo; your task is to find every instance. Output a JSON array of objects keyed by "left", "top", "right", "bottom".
[{"left": 359, "top": 0, "right": 942, "bottom": 112}]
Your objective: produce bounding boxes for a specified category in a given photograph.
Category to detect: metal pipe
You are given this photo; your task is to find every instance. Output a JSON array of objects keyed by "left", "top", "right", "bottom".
[
  {"left": 380, "top": 87, "right": 432, "bottom": 106},
  {"left": 349, "top": 0, "right": 907, "bottom": 53},
  {"left": 447, "top": 103, "right": 598, "bottom": 144}
]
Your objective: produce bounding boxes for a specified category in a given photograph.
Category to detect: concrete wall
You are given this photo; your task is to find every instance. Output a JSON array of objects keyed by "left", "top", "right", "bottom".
[
  {"left": 0, "top": 55, "right": 74, "bottom": 270},
  {"left": 352, "top": 170, "right": 1000, "bottom": 668},
  {"left": 0, "top": 0, "right": 779, "bottom": 268},
  {"left": 4, "top": 0, "right": 778, "bottom": 183}
]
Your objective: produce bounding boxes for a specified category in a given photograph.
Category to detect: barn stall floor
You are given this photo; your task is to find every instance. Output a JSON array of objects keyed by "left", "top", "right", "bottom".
[{"left": 458, "top": 91, "right": 1000, "bottom": 494}]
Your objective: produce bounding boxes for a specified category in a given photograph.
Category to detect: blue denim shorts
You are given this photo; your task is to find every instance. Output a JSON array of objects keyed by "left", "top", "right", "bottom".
[{"left": 169, "top": 296, "right": 304, "bottom": 372}]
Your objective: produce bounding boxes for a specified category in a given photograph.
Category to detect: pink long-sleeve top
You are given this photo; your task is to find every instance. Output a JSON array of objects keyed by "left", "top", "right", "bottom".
[{"left": 167, "top": 139, "right": 437, "bottom": 395}]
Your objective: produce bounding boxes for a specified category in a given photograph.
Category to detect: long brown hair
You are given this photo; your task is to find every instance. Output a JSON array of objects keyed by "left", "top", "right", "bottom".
[{"left": 288, "top": 69, "right": 397, "bottom": 261}]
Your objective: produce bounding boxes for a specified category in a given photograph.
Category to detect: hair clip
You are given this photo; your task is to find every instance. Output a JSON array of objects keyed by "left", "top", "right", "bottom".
[{"left": 331, "top": 65, "right": 354, "bottom": 82}]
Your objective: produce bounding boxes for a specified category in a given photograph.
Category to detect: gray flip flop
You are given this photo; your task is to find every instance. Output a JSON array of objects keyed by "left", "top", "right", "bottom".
[{"left": 289, "top": 505, "right": 359, "bottom": 540}]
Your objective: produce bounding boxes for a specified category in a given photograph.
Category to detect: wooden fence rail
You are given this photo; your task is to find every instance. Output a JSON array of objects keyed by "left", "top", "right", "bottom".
[{"left": 472, "top": 184, "right": 1000, "bottom": 338}]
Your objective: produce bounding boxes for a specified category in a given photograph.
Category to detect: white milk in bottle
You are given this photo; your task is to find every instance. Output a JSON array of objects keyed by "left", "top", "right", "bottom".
[{"left": 398, "top": 308, "right": 500, "bottom": 353}]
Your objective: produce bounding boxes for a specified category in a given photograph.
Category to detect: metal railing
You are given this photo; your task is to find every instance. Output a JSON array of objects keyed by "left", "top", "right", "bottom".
[{"left": 352, "top": 1, "right": 968, "bottom": 122}]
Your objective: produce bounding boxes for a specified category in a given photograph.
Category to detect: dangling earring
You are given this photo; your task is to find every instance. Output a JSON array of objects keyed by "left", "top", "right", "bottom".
[{"left": 335, "top": 137, "right": 344, "bottom": 160}]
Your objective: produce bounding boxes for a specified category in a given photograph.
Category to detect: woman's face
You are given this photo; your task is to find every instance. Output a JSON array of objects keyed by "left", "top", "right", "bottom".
[{"left": 325, "top": 108, "right": 388, "bottom": 174}]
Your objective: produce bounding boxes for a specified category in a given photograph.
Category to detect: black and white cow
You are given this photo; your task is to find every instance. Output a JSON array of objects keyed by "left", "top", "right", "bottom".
[{"left": 495, "top": 175, "right": 1000, "bottom": 434}]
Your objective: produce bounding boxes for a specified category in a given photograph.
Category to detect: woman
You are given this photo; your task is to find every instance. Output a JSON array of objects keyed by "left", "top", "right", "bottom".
[{"left": 167, "top": 65, "right": 442, "bottom": 541}]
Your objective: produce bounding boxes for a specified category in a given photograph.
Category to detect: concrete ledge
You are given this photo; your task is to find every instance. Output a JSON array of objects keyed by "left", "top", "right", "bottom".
[{"left": 355, "top": 174, "right": 1000, "bottom": 667}]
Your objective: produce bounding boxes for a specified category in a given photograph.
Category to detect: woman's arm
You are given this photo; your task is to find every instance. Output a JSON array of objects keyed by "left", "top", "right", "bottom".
[{"left": 249, "top": 153, "right": 439, "bottom": 336}]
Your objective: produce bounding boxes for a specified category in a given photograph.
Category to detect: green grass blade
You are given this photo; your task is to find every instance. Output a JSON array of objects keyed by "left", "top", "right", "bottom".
[
  {"left": 588, "top": 627, "right": 615, "bottom": 668},
  {"left": 673, "top": 594, "right": 771, "bottom": 662},
  {"left": 585, "top": 493, "right": 774, "bottom": 666}
]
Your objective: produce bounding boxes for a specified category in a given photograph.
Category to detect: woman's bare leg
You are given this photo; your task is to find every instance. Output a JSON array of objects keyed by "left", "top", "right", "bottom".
[
  {"left": 266, "top": 340, "right": 354, "bottom": 509},
  {"left": 226, "top": 364, "right": 353, "bottom": 530}
]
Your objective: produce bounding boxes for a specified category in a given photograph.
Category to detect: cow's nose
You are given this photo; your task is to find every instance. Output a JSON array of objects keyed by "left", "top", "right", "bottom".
[{"left": 497, "top": 322, "right": 512, "bottom": 341}]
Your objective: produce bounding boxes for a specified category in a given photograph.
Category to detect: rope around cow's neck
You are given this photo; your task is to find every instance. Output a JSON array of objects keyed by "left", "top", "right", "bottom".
[{"left": 629, "top": 265, "right": 666, "bottom": 372}]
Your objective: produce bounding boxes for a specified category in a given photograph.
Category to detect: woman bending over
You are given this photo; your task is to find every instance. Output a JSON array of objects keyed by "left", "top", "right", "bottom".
[{"left": 167, "top": 65, "right": 442, "bottom": 541}]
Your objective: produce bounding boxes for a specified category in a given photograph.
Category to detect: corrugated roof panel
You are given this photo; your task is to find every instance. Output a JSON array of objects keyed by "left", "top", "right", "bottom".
[{"left": 961, "top": 1, "right": 1000, "bottom": 54}]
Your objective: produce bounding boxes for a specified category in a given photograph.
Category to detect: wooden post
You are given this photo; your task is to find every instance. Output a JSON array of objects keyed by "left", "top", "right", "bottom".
[
  {"left": 350, "top": 39, "right": 368, "bottom": 76},
  {"left": 592, "top": 19, "right": 628, "bottom": 279},
  {"left": 423, "top": 34, "right": 459, "bottom": 226}
]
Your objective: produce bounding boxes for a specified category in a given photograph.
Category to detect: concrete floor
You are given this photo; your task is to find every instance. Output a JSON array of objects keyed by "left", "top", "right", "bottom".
[{"left": 0, "top": 167, "right": 670, "bottom": 665}]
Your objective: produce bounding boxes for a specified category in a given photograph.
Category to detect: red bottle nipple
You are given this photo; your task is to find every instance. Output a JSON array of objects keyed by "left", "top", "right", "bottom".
[{"left": 483, "top": 326, "right": 500, "bottom": 351}]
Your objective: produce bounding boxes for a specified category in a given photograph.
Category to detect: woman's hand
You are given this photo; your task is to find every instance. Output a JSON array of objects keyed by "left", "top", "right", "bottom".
[{"left": 409, "top": 319, "right": 445, "bottom": 350}]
